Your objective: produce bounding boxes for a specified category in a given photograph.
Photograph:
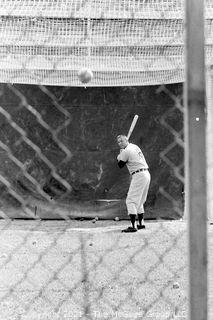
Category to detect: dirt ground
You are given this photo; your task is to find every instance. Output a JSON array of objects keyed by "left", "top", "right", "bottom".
[{"left": 0, "top": 219, "right": 212, "bottom": 320}]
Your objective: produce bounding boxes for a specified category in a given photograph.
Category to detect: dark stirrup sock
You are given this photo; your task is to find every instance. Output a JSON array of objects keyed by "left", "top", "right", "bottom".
[
  {"left": 138, "top": 213, "right": 144, "bottom": 226},
  {"left": 129, "top": 214, "right": 136, "bottom": 229}
]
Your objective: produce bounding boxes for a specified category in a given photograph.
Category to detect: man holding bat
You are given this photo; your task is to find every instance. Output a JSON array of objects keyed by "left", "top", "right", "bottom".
[{"left": 116, "top": 116, "right": 151, "bottom": 233}]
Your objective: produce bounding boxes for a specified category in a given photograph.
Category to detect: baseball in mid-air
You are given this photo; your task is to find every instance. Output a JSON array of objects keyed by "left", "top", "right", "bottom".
[{"left": 78, "top": 68, "right": 94, "bottom": 84}]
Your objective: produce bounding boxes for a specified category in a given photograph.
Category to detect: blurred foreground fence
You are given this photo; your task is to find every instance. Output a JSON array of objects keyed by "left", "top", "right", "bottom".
[
  {"left": 0, "top": 60, "right": 188, "bottom": 320},
  {"left": 0, "top": 0, "right": 211, "bottom": 319},
  {"left": 0, "top": 80, "right": 188, "bottom": 320},
  {"left": 0, "top": 74, "right": 187, "bottom": 320}
]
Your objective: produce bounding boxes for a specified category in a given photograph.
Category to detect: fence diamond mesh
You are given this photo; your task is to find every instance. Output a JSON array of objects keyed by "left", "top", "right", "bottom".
[
  {"left": 0, "top": 0, "right": 211, "bottom": 320},
  {"left": 0, "top": 83, "right": 188, "bottom": 320}
]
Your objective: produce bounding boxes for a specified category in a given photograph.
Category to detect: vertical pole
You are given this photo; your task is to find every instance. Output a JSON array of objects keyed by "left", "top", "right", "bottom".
[
  {"left": 184, "top": 0, "right": 208, "bottom": 320},
  {"left": 206, "top": 69, "right": 213, "bottom": 222}
]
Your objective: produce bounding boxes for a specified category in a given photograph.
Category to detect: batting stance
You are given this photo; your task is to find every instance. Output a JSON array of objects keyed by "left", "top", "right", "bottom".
[{"left": 116, "top": 135, "right": 151, "bottom": 233}]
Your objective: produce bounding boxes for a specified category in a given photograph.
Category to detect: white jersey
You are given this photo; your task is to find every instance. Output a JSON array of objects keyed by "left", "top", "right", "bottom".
[{"left": 117, "top": 143, "right": 149, "bottom": 174}]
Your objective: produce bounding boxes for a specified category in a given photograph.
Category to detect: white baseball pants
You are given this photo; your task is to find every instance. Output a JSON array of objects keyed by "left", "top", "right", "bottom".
[{"left": 126, "top": 170, "right": 151, "bottom": 215}]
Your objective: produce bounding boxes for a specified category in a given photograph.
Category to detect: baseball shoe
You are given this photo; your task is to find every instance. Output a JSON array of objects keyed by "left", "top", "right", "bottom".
[
  {"left": 137, "top": 224, "right": 146, "bottom": 230},
  {"left": 121, "top": 226, "right": 137, "bottom": 233}
]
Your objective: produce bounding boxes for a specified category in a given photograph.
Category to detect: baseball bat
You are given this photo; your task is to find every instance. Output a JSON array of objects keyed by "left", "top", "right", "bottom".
[{"left": 127, "top": 115, "right": 139, "bottom": 140}]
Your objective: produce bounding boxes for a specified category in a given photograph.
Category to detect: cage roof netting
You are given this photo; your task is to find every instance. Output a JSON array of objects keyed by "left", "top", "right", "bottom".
[{"left": 0, "top": 0, "right": 212, "bottom": 86}]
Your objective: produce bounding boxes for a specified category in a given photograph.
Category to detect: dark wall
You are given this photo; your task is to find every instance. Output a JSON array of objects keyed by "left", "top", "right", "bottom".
[{"left": 0, "top": 83, "right": 184, "bottom": 219}]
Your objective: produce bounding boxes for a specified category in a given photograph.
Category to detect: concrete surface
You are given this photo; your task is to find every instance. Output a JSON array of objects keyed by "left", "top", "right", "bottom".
[{"left": 0, "top": 219, "right": 212, "bottom": 320}]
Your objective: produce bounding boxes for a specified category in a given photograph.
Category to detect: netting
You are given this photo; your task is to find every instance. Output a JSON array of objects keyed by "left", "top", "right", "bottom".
[{"left": 0, "top": 0, "right": 212, "bottom": 86}]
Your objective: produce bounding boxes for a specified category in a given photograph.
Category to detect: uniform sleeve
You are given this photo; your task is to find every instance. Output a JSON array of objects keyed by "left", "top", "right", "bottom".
[{"left": 117, "top": 149, "right": 129, "bottom": 162}]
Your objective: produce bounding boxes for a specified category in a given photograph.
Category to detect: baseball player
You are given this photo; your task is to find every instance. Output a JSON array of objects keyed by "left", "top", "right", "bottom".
[{"left": 116, "top": 134, "right": 151, "bottom": 232}]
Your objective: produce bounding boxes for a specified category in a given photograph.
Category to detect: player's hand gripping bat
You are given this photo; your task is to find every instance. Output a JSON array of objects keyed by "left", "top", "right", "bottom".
[{"left": 127, "top": 115, "right": 139, "bottom": 140}]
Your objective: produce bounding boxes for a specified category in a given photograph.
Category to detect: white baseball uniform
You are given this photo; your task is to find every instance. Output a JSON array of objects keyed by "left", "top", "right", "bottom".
[{"left": 117, "top": 143, "right": 151, "bottom": 215}]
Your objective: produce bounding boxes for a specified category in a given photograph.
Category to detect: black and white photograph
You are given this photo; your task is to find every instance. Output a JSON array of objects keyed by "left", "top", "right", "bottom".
[{"left": 0, "top": 0, "right": 212, "bottom": 319}]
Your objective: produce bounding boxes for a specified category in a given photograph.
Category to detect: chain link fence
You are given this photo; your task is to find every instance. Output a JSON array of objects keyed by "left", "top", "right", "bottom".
[
  {"left": 0, "top": 84, "right": 188, "bottom": 320},
  {"left": 0, "top": 0, "right": 210, "bottom": 319}
]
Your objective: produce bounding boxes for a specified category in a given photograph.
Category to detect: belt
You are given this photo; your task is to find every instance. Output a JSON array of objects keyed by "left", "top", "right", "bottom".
[{"left": 132, "top": 168, "right": 148, "bottom": 175}]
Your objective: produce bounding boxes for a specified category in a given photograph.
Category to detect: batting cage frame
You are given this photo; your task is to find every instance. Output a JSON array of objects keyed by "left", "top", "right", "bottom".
[{"left": 0, "top": 0, "right": 211, "bottom": 320}]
